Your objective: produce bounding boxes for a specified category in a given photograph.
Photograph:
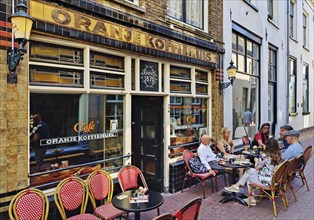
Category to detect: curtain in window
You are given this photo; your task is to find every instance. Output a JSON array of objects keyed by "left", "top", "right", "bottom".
[
  {"left": 167, "top": 0, "right": 183, "bottom": 21},
  {"left": 186, "top": 0, "right": 203, "bottom": 28}
]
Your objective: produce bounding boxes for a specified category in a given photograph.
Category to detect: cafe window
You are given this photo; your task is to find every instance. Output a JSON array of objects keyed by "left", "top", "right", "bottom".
[
  {"left": 169, "top": 97, "right": 207, "bottom": 158},
  {"left": 29, "top": 93, "right": 124, "bottom": 188},
  {"left": 90, "top": 51, "right": 124, "bottom": 71},
  {"left": 170, "top": 66, "right": 191, "bottom": 94},
  {"left": 303, "top": 64, "right": 309, "bottom": 113},
  {"left": 30, "top": 66, "right": 83, "bottom": 87},
  {"left": 195, "top": 69, "right": 208, "bottom": 95},
  {"left": 167, "top": 0, "right": 204, "bottom": 29},
  {"left": 289, "top": 57, "right": 297, "bottom": 114},
  {"left": 232, "top": 31, "right": 260, "bottom": 139},
  {"left": 30, "top": 41, "right": 83, "bottom": 65}
]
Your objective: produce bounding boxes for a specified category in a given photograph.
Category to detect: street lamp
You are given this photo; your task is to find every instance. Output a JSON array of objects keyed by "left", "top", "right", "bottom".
[
  {"left": 7, "top": 2, "right": 34, "bottom": 82},
  {"left": 219, "top": 60, "right": 237, "bottom": 91}
]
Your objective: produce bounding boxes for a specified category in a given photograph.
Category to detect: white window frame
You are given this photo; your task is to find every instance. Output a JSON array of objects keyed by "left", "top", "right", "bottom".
[
  {"left": 302, "top": 12, "right": 308, "bottom": 47},
  {"left": 166, "top": 0, "right": 208, "bottom": 32}
]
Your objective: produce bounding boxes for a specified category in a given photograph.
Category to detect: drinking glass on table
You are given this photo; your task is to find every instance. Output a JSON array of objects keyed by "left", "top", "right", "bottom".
[{"left": 244, "top": 145, "right": 249, "bottom": 151}]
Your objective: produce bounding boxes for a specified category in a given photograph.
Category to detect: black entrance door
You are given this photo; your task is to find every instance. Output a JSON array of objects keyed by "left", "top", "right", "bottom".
[{"left": 132, "top": 96, "right": 163, "bottom": 192}]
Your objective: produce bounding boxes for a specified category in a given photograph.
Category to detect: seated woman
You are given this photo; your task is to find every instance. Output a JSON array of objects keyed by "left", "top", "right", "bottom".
[
  {"left": 224, "top": 138, "right": 282, "bottom": 206},
  {"left": 252, "top": 122, "right": 270, "bottom": 150},
  {"left": 217, "top": 127, "right": 234, "bottom": 155}
]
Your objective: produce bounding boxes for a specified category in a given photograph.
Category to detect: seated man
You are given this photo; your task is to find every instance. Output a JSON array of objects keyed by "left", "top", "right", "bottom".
[
  {"left": 278, "top": 124, "right": 293, "bottom": 150},
  {"left": 197, "top": 134, "right": 227, "bottom": 178},
  {"left": 282, "top": 130, "right": 303, "bottom": 160},
  {"left": 252, "top": 122, "right": 270, "bottom": 150}
]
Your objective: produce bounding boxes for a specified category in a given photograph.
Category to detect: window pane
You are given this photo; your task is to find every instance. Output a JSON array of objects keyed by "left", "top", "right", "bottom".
[
  {"left": 195, "top": 70, "right": 208, "bottom": 82},
  {"left": 289, "top": 75, "right": 296, "bottom": 113},
  {"left": 247, "top": 40, "right": 253, "bottom": 57},
  {"left": 169, "top": 97, "right": 207, "bottom": 158},
  {"left": 303, "top": 65, "right": 309, "bottom": 112},
  {"left": 232, "top": 33, "right": 237, "bottom": 51},
  {"left": 238, "top": 36, "right": 245, "bottom": 54},
  {"left": 167, "top": 0, "right": 183, "bottom": 21},
  {"left": 186, "top": 0, "right": 203, "bottom": 28},
  {"left": 238, "top": 55, "right": 245, "bottom": 72},
  {"left": 232, "top": 73, "right": 259, "bottom": 139},
  {"left": 196, "top": 83, "right": 207, "bottom": 94},
  {"left": 30, "top": 41, "right": 83, "bottom": 65},
  {"left": 252, "top": 43, "right": 259, "bottom": 59},
  {"left": 30, "top": 66, "right": 83, "bottom": 87},
  {"left": 170, "top": 81, "right": 191, "bottom": 93},
  {"left": 90, "top": 72, "right": 124, "bottom": 89},
  {"left": 29, "top": 94, "right": 124, "bottom": 187},
  {"left": 246, "top": 58, "right": 253, "bottom": 74},
  {"left": 90, "top": 52, "right": 124, "bottom": 71},
  {"left": 170, "top": 66, "right": 191, "bottom": 79}
]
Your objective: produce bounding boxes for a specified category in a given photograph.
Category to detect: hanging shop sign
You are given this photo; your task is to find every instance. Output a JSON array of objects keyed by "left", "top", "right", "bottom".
[{"left": 30, "top": 0, "right": 217, "bottom": 63}]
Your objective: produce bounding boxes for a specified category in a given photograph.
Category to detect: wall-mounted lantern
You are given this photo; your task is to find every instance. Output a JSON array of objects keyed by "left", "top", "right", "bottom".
[
  {"left": 219, "top": 60, "right": 237, "bottom": 91},
  {"left": 7, "top": 2, "right": 34, "bottom": 83}
]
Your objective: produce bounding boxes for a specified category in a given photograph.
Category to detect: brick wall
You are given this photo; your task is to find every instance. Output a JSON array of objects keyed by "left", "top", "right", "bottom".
[{"left": 0, "top": 0, "right": 29, "bottom": 213}]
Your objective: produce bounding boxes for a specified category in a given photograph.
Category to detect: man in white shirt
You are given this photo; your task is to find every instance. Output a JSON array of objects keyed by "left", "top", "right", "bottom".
[{"left": 197, "top": 135, "right": 226, "bottom": 176}]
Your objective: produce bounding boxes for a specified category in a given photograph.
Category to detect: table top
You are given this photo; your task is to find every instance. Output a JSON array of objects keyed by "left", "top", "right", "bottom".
[
  {"left": 242, "top": 150, "right": 260, "bottom": 157},
  {"left": 112, "top": 190, "right": 164, "bottom": 213},
  {"left": 219, "top": 161, "right": 253, "bottom": 169}
]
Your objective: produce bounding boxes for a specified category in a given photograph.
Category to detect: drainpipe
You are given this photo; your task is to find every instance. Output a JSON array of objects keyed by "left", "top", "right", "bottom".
[
  {"left": 11, "top": 0, "right": 14, "bottom": 51},
  {"left": 286, "top": 1, "right": 290, "bottom": 124}
]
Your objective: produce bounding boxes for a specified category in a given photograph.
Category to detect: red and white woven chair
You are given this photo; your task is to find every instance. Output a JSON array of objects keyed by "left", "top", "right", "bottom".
[
  {"left": 117, "top": 165, "right": 148, "bottom": 191},
  {"left": 118, "top": 165, "right": 160, "bottom": 215},
  {"left": 54, "top": 177, "right": 99, "bottom": 220},
  {"left": 9, "top": 188, "right": 49, "bottom": 220},
  {"left": 87, "top": 170, "right": 125, "bottom": 219},
  {"left": 172, "top": 197, "right": 202, "bottom": 220}
]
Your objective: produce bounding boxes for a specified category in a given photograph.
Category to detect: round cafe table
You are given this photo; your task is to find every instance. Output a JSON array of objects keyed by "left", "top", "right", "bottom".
[
  {"left": 219, "top": 160, "right": 253, "bottom": 206},
  {"left": 112, "top": 190, "right": 164, "bottom": 220}
]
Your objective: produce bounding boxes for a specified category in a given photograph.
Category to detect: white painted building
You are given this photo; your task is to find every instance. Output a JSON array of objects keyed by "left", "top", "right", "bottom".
[{"left": 223, "top": 0, "right": 314, "bottom": 140}]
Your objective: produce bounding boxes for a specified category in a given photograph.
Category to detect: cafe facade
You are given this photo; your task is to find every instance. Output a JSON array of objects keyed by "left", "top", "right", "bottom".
[{"left": 0, "top": 0, "right": 225, "bottom": 212}]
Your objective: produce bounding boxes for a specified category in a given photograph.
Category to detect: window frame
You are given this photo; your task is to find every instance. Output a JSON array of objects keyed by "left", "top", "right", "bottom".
[
  {"left": 302, "top": 12, "right": 308, "bottom": 47},
  {"left": 302, "top": 64, "right": 309, "bottom": 113},
  {"left": 288, "top": 57, "right": 297, "bottom": 114},
  {"left": 167, "top": 0, "right": 205, "bottom": 30},
  {"left": 289, "top": 0, "right": 296, "bottom": 39},
  {"left": 267, "top": 0, "right": 274, "bottom": 19}
]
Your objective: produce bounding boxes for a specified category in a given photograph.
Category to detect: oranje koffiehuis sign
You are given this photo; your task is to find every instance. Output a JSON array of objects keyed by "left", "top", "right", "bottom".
[{"left": 30, "top": 0, "right": 217, "bottom": 64}]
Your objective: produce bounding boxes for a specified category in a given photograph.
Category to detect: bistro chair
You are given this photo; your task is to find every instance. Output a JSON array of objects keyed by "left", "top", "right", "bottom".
[
  {"left": 152, "top": 213, "right": 173, "bottom": 220},
  {"left": 117, "top": 165, "right": 148, "bottom": 191},
  {"left": 87, "top": 170, "right": 126, "bottom": 220},
  {"left": 242, "top": 136, "right": 252, "bottom": 148},
  {"left": 8, "top": 188, "right": 49, "bottom": 220},
  {"left": 181, "top": 150, "right": 218, "bottom": 199},
  {"left": 294, "top": 146, "right": 313, "bottom": 191},
  {"left": 54, "top": 177, "right": 99, "bottom": 220},
  {"left": 117, "top": 165, "right": 160, "bottom": 215},
  {"left": 172, "top": 197, "right": 202, "bottom": 220},
  {"left": 248, "top": 160, "right": 288, "bottom": 217},
  {"left": 283, "top": 155, "right": 303, "bottom": 206}
]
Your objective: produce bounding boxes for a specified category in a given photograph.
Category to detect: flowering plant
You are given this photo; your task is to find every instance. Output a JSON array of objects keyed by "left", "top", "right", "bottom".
[{"left": 135, "top": 186, "right": 148, "bottom": 195}]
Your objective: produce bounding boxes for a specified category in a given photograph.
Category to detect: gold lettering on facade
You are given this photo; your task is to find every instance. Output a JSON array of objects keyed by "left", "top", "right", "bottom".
[
  {"left": 75, "top": 14, "right": 92, "bottom": 32},
  {"left": 30, "top": 1, "right": 216, "bottom": 63},
  {"left": 51, "top": 9, "right": 71, "bottom": 25},
  {"left": 92, "top": 21, "right": 109, "bottom": 37}
]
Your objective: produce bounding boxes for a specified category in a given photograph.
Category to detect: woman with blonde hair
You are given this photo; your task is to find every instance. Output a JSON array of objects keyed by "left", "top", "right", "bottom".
[{"left": 217, "top": 127, "right": 234, "bottom": 155}]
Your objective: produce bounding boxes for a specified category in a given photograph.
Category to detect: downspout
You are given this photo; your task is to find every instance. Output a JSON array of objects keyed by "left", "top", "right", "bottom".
[
  {"left": 11, "top": 0, "right": 14, "bottom": 51},
  {"left": 286, "top": 1, "right": 290, "bottom": 124}
]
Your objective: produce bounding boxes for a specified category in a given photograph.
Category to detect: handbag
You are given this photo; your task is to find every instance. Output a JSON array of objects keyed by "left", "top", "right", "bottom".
[{"left": 189, "top": 157, "right": 208, "bottom": 173}]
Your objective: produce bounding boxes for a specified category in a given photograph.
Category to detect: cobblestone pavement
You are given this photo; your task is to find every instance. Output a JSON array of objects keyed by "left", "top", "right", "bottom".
[{"left": 138, "top": 128, "right": 314, "bottom": 220}]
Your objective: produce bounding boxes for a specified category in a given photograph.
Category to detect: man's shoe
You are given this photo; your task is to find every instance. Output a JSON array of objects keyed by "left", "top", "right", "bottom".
[
  {"left": 243, "top": 198, "right": 256, "bottom": 206},
  {"left": 224, "top": 185, "right": 240, "bottom": 193}
]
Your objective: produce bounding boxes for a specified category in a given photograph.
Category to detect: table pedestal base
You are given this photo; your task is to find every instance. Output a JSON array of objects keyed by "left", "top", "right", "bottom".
[{"left": 219, "top": 189, "right": 248, "bottom": 206}]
